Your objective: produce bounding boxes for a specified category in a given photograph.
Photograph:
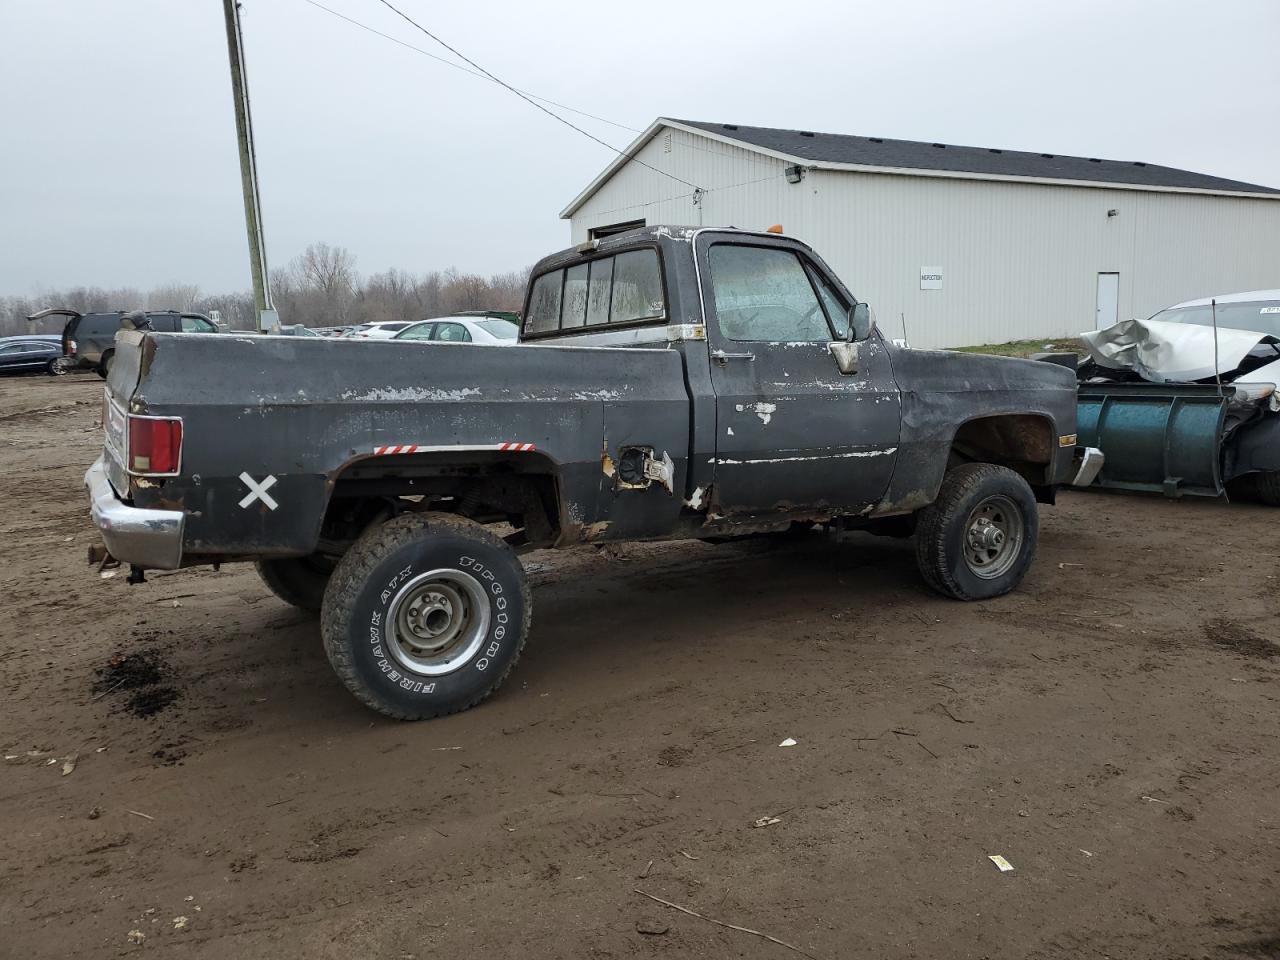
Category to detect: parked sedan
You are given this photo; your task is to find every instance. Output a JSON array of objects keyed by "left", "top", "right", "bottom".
[
  {"left": 344, "top": 321, "right": 414, "bottom": 340},
  {"left": 393, "top": 316, "right": 519, "bottom": 345},
  {"left": 0, "top": 338, "right": 64, "bottom": 376}
]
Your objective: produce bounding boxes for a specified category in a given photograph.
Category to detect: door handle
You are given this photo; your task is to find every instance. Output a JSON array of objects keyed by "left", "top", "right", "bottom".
[{"left": 711, "top": 349, "right": 755, "bottom": 365}]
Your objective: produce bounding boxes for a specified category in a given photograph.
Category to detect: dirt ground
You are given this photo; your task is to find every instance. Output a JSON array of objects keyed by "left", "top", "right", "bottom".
[{"left": 2, "top": 373, "right": 1278, "bottom": 960}]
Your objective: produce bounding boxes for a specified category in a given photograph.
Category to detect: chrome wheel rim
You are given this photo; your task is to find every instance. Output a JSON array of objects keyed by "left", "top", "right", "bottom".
[
  {"left": 963, "top": 495, "right": 1024, "bottom": 579},
  {"left": 385, "top": 568, "right": 490, "bottom": 676}
]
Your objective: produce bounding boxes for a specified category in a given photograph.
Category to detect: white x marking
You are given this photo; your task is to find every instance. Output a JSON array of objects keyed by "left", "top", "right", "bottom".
[{"left": 238, "top": 472, "right": 279, "bottom": 511}]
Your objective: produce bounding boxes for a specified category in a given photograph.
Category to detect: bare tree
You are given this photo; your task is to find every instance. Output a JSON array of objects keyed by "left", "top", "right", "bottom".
[
  {"left": 289, "top": 242, "right": 358, "bottom": 325},
  {"left": 146, "top": 283, "right": 201, "bottom": 312},
  {"left": 1, "top": 243, "right": 533, "bottom": 335}
]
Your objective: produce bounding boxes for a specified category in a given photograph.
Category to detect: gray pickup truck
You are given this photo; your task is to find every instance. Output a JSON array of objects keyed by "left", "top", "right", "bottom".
[{"left": 86, "top": 226, "right": 1092, "bottom": 720}]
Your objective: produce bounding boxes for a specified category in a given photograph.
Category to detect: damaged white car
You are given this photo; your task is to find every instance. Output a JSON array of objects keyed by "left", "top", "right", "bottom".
[{"left": 1075, "top": 290, "right": 1280, "bottom": 503}]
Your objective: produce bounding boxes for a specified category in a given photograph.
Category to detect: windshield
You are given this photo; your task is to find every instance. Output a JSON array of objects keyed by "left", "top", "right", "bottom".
[
  {"left": 476, "top": 319, "right": 518, "bottom": 340},
  {"left": 1152, "top": 300, "right": 1280, "bottom": 338}
]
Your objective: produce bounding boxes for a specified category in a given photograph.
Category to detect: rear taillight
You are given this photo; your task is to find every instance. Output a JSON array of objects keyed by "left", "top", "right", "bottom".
[
  {"left": 127, "top": 416, "right": 183, "bottom": 475},
  {"left": 67, "top": 339, "right": 77, "bottom": 355}
]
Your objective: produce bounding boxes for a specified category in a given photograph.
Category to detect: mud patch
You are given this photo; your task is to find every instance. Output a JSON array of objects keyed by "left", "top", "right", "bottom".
[
  {"left": 1204, "top": 619, "right": 1278, "bottom": 660},
  {"left": 286, "top": 843, "right": 362, "bottom": 864},
  {"left": 95, "top": 650, "right": 166, "bottom": 691},
  {"left": 94, "top": 649, "right": 182, "bottom": 718},
  {"left": 126, "top": 686, "right": 180, "bottom": 718},
  {"left": 657, "top": 744, "right": 693, "bottom": 767},
  {"left": 151, "top": 743, "right": 187, "bottom": 766}
]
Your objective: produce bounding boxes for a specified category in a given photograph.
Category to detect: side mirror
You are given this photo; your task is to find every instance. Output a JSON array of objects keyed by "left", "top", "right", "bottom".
[{"left": 848, "top": 302, "right": 871, "bottom": 341}]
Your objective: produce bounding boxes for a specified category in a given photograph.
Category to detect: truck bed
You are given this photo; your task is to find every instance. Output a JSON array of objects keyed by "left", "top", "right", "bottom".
[{"left": 105, "top": 330, "right": 692, "bottom": 558}]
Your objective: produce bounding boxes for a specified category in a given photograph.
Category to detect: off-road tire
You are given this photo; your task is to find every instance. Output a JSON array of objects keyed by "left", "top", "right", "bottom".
[
  {"left": 914, "top": 463, "right": 1038, "bottom": 601},
  {"left": 255, "top": 555, "right": 335, "bottom": 613},
  {"left": 321, "top": 512, "right": 530, "bottom": 720},
  {"left": 1255, "top": 470, "right": 1280, "bottom": 506}
]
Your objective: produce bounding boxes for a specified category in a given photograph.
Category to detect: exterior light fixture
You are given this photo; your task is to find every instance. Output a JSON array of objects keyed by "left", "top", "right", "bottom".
[
  {"left": 1106, "top": 208, "right": 1119, "bottom": 217},
  {"left": 784, "top": 165, "right": 805, "bottom": 184}
]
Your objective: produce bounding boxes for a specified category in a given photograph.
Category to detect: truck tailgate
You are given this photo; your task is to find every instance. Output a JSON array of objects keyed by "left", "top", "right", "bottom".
[{"left": 101, "top": 330, "right": 148, "bottom": 498}]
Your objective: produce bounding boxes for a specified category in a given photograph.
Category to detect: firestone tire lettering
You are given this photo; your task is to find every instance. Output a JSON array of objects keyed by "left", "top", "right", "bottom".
[{"left": 321, "top": 512, "right": 531, "bottom": 721}]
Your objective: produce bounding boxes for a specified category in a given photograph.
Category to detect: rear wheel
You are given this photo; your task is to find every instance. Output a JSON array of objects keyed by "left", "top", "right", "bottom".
[
  {"left": 45, "top": 358, "right": 67, "bottom": 377},
  {"left": 255, "top": 555, "right": 335, "bottom": 613},
  {"left": 321, "top": 512, "right": 530, "bottom": 720},
  {"left": 914, "top": 463, "right": 1038, "bottom": 600}
]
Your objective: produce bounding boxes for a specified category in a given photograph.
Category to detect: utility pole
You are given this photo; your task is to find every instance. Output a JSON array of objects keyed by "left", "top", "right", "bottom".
[{"left": 222, "top": 0, "right": 278, "bottom": 332}]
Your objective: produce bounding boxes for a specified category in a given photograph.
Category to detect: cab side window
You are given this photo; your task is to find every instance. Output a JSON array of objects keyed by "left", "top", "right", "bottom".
[{"left": 708, "top": 245, "right": 833, "bottom": 342}]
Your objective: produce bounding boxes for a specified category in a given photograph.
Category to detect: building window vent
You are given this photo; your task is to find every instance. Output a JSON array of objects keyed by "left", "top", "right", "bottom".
[{"left": 662, "top": 132, "right": 672, "bottom": 154}]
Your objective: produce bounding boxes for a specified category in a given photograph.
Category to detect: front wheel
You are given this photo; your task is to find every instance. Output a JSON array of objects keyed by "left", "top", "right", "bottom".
[
  {"left": 321, "top": 512, "right": 530, "bottom": 720},
  {"left": 914, "top": 463, "right": 1038, "bottom": 600}
]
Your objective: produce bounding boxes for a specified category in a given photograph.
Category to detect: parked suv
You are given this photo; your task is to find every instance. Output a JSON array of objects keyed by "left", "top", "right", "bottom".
[{"left": 27, "top": 308, "right": 219, "bottom": 377}]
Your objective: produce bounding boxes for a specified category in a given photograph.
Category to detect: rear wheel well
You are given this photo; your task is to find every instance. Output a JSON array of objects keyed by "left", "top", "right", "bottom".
[
  {"left": 320, "top": 454, "right": 562, "bottom": 553},
  {"left": 948, "top": 414, "right": 1056, "bottom": 496}
]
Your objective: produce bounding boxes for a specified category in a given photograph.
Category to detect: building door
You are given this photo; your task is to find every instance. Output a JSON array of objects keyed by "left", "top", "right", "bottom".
[{"left": 1095, "top": 272, "right": 1120, "bottom": 330}]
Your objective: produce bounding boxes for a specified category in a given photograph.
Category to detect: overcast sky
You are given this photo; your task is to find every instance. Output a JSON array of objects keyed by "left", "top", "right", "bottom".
[{"left": 1, "top": 0, "right": 1276, "bottom": 296}]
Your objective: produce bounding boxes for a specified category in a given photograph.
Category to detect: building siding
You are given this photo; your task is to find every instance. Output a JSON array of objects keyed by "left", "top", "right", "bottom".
[{"left": 569, "top": 126, "right": 1280, "bottom": 349}]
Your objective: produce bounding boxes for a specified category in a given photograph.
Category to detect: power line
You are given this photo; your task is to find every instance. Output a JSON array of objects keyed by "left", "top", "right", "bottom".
[
  {"left": 300, "top": 1, "right": 781, "bottom": 179},
  {"left": 585, "top": 172, "right": 787, "bottom": 220},
  {"left": 297, "top": 0, "right": 641, "bottom": 134},
  {"left": 370, "top": 0, "right": 702, "bottom": 191}
]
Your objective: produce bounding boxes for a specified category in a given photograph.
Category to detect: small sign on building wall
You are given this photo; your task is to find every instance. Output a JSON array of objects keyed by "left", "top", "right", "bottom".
[{"left": 920, "top": 266, "right": 943, "bottom": 290}]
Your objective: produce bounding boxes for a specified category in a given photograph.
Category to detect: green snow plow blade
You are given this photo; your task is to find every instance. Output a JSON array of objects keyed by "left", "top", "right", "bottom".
[{"left": 1077, "top": 382, "right": 1229, "bottom": 498}]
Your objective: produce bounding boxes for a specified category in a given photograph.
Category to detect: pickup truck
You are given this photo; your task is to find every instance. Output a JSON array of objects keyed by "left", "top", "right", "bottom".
[{"left": 85, "top": 226, "right": 1091, "bottom": 720}]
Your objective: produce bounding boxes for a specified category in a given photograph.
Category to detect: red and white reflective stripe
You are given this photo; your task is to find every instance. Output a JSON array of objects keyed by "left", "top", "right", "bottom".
[{"left": 371, "top": 442, "right": 536, "bottom": 456}]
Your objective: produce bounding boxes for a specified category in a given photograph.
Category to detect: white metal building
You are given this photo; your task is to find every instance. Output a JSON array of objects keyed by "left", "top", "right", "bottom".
[{"left": 561, "top": 119, "right": 1280, "bottom": 349}]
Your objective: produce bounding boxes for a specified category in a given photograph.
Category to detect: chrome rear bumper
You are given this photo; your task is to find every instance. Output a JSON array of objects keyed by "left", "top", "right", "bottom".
[
  {"left": 1070, "top": 446, "right": 1105, "bottom": 487},
  {"left": 85, "top": 456, "right": 184, "bottom": 570}
]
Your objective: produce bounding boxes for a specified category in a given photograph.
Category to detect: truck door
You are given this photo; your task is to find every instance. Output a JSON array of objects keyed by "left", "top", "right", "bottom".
[{"left": 697, "top": 235, "right": 901, "bottom": 517}]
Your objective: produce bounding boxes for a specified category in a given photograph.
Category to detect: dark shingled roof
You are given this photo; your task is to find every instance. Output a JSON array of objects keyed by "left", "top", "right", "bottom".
[{"left": 669, "top": 119, "right": 1280, "bottom": 195}]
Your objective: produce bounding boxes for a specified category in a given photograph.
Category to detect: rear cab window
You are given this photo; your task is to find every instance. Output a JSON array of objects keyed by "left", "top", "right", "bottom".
[{"left": 525, "top": 247, "right": 665, "bottom": 338}]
